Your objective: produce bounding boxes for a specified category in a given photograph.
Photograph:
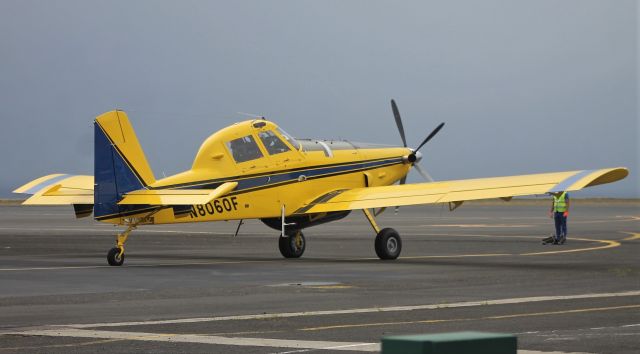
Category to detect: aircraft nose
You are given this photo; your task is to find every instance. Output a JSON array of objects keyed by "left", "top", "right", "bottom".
[
  {"left": 414, "top": 150, "right": 423, "bottom": 164},
  {"left": 403, "top": 149, "right": 423, "bottom": 164}
]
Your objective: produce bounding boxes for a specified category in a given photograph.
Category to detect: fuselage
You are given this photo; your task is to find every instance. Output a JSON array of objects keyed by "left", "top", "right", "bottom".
[{"left": 100, "top": 119, "right": 411, "bottom": 225}]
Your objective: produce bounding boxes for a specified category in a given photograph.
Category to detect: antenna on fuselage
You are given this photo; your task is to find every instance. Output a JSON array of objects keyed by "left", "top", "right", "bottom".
[{"left": 237, "top": 112, "right": 266, "bottom": 120}]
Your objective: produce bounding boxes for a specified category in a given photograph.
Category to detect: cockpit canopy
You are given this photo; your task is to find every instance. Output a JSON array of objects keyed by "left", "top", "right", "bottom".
[{"left": 192, "top": 120, "right": 301, "bottom": 169}]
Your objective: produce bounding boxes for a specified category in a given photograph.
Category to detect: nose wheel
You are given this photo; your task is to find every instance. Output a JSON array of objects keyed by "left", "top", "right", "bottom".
[{"left": 279, "top": 230, "right": 306, "bottom": 258}]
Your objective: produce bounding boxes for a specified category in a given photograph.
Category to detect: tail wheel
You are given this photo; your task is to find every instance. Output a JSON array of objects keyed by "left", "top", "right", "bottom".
[
  {"left": 375, "top": 228, "right": 402, "bottom": 260},
  {"left": 279, "top": 230, "right": 306, "bottom": 258},
  {"left": 107, "top": 247, "right": 125, "bottom": 266}
]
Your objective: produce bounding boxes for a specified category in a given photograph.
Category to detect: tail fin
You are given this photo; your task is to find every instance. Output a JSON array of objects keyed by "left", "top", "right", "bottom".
[{"left": 94, "top": 110, "right": 156, "bottom": 219}]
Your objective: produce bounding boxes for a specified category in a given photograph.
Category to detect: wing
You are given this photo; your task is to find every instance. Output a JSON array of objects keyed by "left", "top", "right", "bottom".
[
  {"left": 13, "top": 174, "right": 94, "bottom": 205},
  {"left": 117, "top": 182, "right": 238, "bottom": 205},
  {"left": 295, "top": 167, "right": 628, "bottom": 214}
]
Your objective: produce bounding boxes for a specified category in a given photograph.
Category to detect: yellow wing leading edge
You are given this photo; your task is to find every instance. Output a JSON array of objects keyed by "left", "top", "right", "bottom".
[{"left": 295, "top": 167, "right": 629, "bottom": 214}]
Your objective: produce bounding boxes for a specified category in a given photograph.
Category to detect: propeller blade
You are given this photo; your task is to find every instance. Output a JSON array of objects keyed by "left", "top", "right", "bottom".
[
  {"left": 391, "top": 99, "right": 407, "bottom": 147},
  {"left": 414, "top": 163, "right": 435, "bottom": 182},
  {"left": 414, "top": 122, "right": 445, "bottom": 152}
]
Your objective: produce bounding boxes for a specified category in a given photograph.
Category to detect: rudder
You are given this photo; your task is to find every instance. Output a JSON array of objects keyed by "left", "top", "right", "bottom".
[{"left": 94, "top": 110, "right": 156, "bottom": 219}]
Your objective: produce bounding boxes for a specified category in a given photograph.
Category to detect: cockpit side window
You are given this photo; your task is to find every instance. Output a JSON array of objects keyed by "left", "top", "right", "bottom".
[
  {"left": 276, "top": 128, "right": 301, "bottom": 150},
  {"left": 258, "top": 130, "right": 291, "bottom": 155},
  {"left": 226, "top": 135, "right": 264, "bottom": 163}
]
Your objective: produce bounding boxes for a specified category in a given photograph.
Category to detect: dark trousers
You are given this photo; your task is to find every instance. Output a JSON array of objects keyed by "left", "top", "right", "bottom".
[{"left": 554, "top": 212, "right": 567, "bottom": 240}]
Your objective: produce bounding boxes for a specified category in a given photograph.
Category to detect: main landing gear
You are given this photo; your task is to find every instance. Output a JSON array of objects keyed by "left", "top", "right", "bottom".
[
  {"left": 363, "top": 209, "right": 402, "bottom": 260},
  {"left": 374, "top": 227, "right": 402, "bottom": 260},
  {"left": 275, "top": 209, "right": 402, "bottom": 260},
  {"left": 107, "top": 224, "right": 136, "bottom": 266},
  {"left": 279, "top": 230, "right": 306, "bottom": 258}
]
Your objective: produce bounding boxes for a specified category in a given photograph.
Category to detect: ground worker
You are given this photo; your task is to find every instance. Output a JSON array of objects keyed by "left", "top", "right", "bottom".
[{"left": 548, "top": 191, "right": 570, "bottom": 244}]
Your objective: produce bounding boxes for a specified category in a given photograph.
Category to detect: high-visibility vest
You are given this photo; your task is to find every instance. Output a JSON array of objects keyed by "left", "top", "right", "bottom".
[{"left": 553, "top": 192, "right": 568, "bottom": 212}]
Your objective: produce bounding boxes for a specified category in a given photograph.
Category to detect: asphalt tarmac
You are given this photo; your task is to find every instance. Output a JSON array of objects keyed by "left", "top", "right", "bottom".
[{"left": 0, "top": 202, "right": 638, "bottom": 353}]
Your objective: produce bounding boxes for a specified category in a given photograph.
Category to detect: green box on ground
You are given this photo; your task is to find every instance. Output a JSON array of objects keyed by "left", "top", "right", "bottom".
[{"left": 381, "top": 331, "right": 517, "bottom": 354}]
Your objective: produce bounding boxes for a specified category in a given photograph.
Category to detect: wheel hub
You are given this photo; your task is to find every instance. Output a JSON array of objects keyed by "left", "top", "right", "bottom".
[{"left": 387, "top": 238, "right": 397, "bottom": 252}]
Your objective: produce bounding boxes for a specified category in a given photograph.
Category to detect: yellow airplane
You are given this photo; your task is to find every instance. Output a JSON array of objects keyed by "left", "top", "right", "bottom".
[{"left": 14, "top": 100, "right": 628, "bottom": 266}]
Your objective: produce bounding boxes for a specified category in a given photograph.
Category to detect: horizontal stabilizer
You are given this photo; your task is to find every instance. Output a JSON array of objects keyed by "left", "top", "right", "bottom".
[
  {"left": 13, "top": 174, "right": 94, "bottom": 205},
  {"left": 118, "top": 182, "right": 238, "bottom": 205}
]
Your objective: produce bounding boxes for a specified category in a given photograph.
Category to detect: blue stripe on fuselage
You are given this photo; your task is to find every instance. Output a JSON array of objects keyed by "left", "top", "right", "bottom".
[{"left": 174, "top": 157, "right": 402, "bottom": 191}]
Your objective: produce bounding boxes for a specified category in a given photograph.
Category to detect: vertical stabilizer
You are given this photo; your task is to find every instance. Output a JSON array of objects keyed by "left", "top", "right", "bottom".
[{"left": 94, "top": 111, "right": 156, "bottom": 219}]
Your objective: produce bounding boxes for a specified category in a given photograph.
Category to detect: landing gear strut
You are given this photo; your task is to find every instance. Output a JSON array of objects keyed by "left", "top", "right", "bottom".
[
  {"left": 107, "top": 224, "right": 136, "bottom": 266},
  {"left": 279, "top": 230, "right": 306, "bottom": 258},
  {"left": 363, "top": 209, "right": 402, "bottom": 260}
]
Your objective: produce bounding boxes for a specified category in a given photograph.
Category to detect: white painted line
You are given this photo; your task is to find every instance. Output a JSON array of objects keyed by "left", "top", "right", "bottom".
[
  {"left": 63, "top": 290, "right": 640, "bottom": 329},
  {"left": 518, "top": 351, "right": 592, "bottom": 354},
  {"left": 7, "top": 329, "right": 380, "bottom": 352},
  {"left": 0, "top": 227, "right": 231, "bottom": 235},
  {"left": 0, "top": 260, "right": 270, "bottom": 272},
  {"left": 1, "top": 329, "right": 597, "bottom": 354},
  {"left": 2, "top": 329, "right": 593, "bottom": 354}
]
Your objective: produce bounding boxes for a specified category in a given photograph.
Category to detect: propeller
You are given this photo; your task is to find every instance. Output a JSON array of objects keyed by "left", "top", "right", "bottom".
[
  {"left": 391, "top": 99, "right": 443, "bottom": 181},
  {"left": 381, "top": 99, "right": 443, "bottom": 215}
]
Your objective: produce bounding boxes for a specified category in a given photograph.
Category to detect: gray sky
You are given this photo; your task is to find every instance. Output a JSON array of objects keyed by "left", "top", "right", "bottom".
[{"left": 1, "top": 0, "right": 638, "bottom": 198}]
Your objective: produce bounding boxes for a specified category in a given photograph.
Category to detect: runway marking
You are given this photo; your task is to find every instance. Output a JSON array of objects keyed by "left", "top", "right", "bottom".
[
  {"left": 300, "top": 304, "right": 640, "bottom": 331},
  {"left": 60, "top": 290, "right": 640, "bottom": 329},
  {"left": 0, "top": 234, "right": 619, "bottom": 272},
  {"left": 2, "top": 329, "right": 380, "bottom": 352},
  {"left": 0, "top": 330, "right": 597, "bottom": 354},
  {"left": 0, "top": 227, "right": 232, "bottom": 235},
  {"left": 519, "top": 238, "right": 620, "bottom": 256},
  {"left": 426, "top": 224, "right": 533, "bottom": 228},
  {"left": 0, "top": 338, "right": 122, "bottom": 351},
  {"left": 398, "top": 253, "right": 511, "bottom": 259},
  {"left": 396, "top": 234, "right": 619, "bottom": 258},
  {"left": 0, "top": 231, "right": 622, "bottom": 272},
  {"left": 622, "top": 232, "right": 640, "bottom": 241},
  {"left": 517, "top": 351, "right": 591, "bottom": 354},
  {"left": 0, "top": 260, "right": 271, "bottom": 272}
]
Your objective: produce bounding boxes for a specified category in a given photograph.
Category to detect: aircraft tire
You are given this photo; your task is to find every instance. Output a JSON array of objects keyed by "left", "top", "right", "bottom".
[
  {"left": 107, "top": 247, "right": 125, "bottom": 266},
  {"left": 279, "top": 231, "right": 305, "bottom": 258},
  {"left": 375, "top": 228, "right": 402, "bottom": 260}
]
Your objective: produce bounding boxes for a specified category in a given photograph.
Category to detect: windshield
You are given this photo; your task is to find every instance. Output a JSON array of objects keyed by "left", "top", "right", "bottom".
[
  {"left": 258, "top": 130, "right": 290, "bottom": 155},
  {"left": 276, "top": 128, "right": 301, "bottom": 150}
]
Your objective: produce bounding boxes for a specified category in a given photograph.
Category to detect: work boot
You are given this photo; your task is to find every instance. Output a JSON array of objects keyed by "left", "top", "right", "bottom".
[{"left": 542, "top": 235, "right": 554, "bottom": 245}]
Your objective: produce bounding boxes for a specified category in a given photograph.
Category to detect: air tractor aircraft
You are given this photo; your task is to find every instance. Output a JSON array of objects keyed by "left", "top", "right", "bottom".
[{"left": 14, "top": 100, "right": 628, "bottom": 266}]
